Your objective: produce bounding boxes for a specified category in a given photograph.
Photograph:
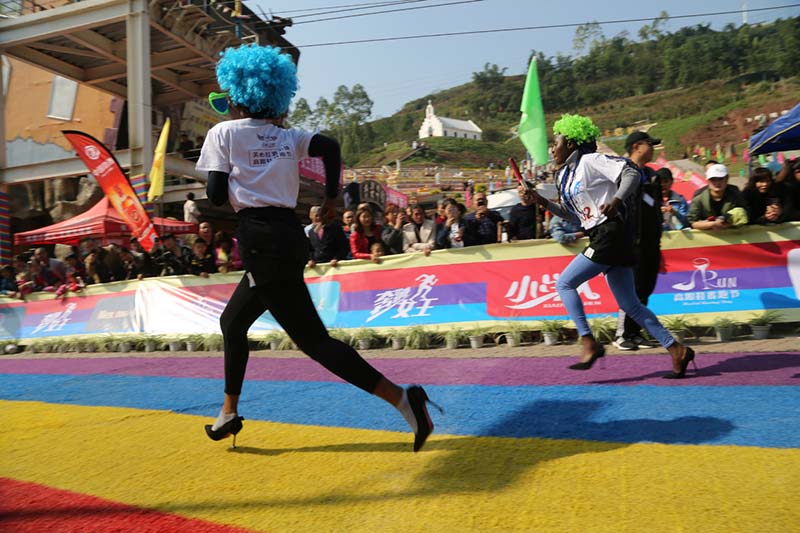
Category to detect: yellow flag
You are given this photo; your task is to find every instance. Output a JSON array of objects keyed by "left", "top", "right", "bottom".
[{"left": 147, "top": 118, "right": 170, "bottom": 202}]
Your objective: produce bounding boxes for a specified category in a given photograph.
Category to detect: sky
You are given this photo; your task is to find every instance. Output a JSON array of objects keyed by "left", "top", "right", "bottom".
[{"left": 246, "top": 0, "right": 799, "bottom": 119}]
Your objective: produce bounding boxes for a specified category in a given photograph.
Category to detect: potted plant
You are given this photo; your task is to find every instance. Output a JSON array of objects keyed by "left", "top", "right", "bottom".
[
  {"left": 748, "top": 310, "right": 782, "bottom": 340},
  {"left": 50, "top": 336, "right": 70, "bottom": 353},
  {"left": 142, "top": 335, "right": 162, "bottom": 352},
  {"left": 166, "top": 336, "right": 184, "bottom": 352},
  {"left": 387, "top": 331, "right": 406, "bottom": 350},
  {"left": 3, "top": 340, "right": 20, "bottom": 354},
  {"left": 405, "top": 326, "right": 430, "bottom": 350},
  {"left": 26, "top": 339, "right": 42, "bottom": 353},
  {"left": 117, "top": 337, "right": 134, "bottom": 353},
  {"left": 185, "top": 334, "right": 205, "bottom": 352},
  {"left": 712, "top": 317, "right": 737, "bottom": 342},
  {"left": 353, "top": 328, "right": 380, "bottom": 350},
  {"left": 588, "top": 316, "right": 617, "bottom": 344},
  {"left": 91, "top": 336, "right": 113, "bottom": 353},
  {"left": 42, "top": 339, "right": 56, "bottom": 354},
  {"left": 440, "top": 328, "right": 465, "bottom": 350},
  {"left": 539, "top": 320, "right": 566, "bottom": 346},
  {"left": 204, "top": 333, "right": 223, "bottom": 351},
  {"left": 94, "top": 333, "right": 119, "bottom": 352},
  {"left": 467, "top": 325, "right": 486, "bottom": 349},
  {"left": 662, "top": 315, "right": 694, "bottom": 344},
  {"left": 328, "top": 329, "right": 353, "bottom": 347},
  {"left": 501, "top": 322, "right": 526, "bottom": 348},
  {"left": 75, "top": 336, "right": 97, "bottom": 353},
  {"left": 263, "top": 330, "right": 284, "bottom": 351},
  {"left": 277, "top": 332, "right": 296, "bottom": 351}
]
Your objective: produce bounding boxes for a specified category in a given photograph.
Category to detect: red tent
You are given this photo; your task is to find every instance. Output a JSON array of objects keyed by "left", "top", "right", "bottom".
[
  {"left": 14, "top": 197, "right": 198, "bottom": 247},
  {"left": 646, "top": 162, "right": 708, "bottom": 202}
]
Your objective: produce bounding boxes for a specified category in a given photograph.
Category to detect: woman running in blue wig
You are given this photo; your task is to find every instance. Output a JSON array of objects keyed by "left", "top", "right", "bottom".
[{"left": 197, "top": 44, "right": 439, "bottom": 452}]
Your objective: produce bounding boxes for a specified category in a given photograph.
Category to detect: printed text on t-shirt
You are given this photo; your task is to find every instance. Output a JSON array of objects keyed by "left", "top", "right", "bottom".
[{"left": 249, "top": 144, "right": 294, "bottom": 166}]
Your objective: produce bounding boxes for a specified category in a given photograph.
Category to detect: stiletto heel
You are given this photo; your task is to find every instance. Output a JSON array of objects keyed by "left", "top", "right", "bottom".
[
  {"left": 568, "top": 344, "right": 605, "bottom": 370},
  {"left": 407, "top": 385, "right": 443, "bottom": 452},
  {"left": 204, "top": 416, "right": 244, "bottom": 444},
  {"left": 663, "top": 347, "right": 696, "bottom": 379}
]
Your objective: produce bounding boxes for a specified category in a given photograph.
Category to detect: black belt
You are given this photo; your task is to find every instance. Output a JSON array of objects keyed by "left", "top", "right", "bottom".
[{"left": 238, "top": 206, "right": 296, "bottom": 219}]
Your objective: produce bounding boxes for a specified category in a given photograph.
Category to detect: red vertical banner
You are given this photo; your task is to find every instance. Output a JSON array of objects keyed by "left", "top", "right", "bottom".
[
  {"left": 0, "top": 188, "right": 10, "bottom": 264},
  {"left": 62, "top": 131, "right": 159, "bottom": 251}
]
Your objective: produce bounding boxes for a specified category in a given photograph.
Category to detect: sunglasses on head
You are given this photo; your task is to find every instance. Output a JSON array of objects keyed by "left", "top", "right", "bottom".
[{"left": 208, "top": 92, "right": 229, "bottom": 115}]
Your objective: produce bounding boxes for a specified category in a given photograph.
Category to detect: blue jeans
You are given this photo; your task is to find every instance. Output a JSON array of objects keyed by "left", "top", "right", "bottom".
[{"left": 556, "top": 254, "right": 676, "bottom": 348}]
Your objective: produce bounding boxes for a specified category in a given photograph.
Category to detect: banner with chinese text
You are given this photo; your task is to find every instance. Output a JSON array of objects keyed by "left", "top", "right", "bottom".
[
  {"left": 62, "top": 130, "right": 159, "bottom": 252},
  {"left": 2, "top": 224, "right": 799, "bottom": 341}
]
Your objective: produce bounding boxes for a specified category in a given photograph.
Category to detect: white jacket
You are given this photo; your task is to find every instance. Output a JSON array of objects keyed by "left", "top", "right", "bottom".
[{"left": 402, "top": 219, "right": 436, "bottom": 252}]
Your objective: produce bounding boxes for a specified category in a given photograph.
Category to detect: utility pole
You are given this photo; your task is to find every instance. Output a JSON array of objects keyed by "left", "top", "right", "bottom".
[{"left": 742, "top": 0, "right": 748, "bottom": 25}]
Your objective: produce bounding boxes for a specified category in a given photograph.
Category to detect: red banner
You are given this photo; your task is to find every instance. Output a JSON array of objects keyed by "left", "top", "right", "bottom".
[
  {"left": 298, "top": 157, "right": 345, "bottom": 190},
  {"left": 62, "top": 131, "right": 159, "bottom": 252},
  {"left": 385, "top": 185, "right": 409, "bottom": 208}
]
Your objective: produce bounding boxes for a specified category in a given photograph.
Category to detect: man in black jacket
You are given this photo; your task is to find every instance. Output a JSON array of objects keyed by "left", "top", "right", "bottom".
[{"left": 614, "top": 132, "right": 663, "bottom": 351}]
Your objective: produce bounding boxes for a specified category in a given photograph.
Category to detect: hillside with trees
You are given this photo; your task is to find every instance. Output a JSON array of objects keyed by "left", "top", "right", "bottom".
[{"left": 290, "top": 16, "right": 800, "bottom": 167}]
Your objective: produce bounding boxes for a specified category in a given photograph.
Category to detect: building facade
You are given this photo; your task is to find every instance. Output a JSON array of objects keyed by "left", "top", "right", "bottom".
[{"left": 418, "top": 100, "right": 482, "bottom": 141}]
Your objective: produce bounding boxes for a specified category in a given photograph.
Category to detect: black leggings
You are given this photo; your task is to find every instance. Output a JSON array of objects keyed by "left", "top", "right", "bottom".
[{"left": 219, "top": 269, "right": 384, "bottom": 396}]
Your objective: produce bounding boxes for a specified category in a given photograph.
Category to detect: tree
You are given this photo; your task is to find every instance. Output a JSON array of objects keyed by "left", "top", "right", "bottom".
[
  {"left": 472, "top": 63, "right": 507, "bottom": 91},
  {"left": 349, "top": 84, "right": 374, "bottom": 124},
  {"left": 573, "top": 22, "right": 603, "bottom": 54},
  {"left": 639, "top": 11, "right": 670, "bottom": 41},
  {"left": 305, "top": 84, "right": 376, "bottom": 165},
  {"left": 314, "top": 97, "right": 331, "bottom": 130},
  {"left": 289, "top": 98, "right": 313, "bottom": 130}
]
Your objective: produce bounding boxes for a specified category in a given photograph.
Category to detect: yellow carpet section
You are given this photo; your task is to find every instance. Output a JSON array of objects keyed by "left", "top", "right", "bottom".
[{"left": 2, "top": 401, "right": 799, "bottom": 532}]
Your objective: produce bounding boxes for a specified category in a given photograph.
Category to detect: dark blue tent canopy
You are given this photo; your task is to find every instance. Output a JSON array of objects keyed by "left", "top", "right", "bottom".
[{"left": 749, "top": 103, "right": 800, "bottom": 156}]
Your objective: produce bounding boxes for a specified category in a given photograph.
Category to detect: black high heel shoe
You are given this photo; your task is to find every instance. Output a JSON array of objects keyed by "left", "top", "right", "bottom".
[
  {"left": 407, "top": 385, "right": 443, "bottom": 452},
  {"left": 568, "top": 344, "right": 605, "bottom": 370},
  {"left": 204, "top": 416, "right": 244, "bottom": 447},
  {"left": 663, "top": 347, "right": 697, "bottom": 379}
]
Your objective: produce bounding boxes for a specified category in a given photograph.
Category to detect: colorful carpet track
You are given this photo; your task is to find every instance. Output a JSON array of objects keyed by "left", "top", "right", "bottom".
[{"left": 1, "top": 352, "right": 799, "bottom": 531}]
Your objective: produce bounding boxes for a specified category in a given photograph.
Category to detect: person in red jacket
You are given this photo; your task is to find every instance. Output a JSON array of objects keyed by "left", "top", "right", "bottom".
[{"left": 349, "top": 206, "right": 383, "bottom": 263}]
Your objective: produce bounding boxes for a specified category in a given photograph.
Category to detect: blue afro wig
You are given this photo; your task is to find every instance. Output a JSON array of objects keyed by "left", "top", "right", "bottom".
[{"left": 216, "top": 44, "right": 298, "bottom": 117}]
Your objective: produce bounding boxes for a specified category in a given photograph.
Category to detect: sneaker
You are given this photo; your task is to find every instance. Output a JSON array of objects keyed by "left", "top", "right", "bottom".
[
  {"left": 632, "top": 335, "right": 659, "bottom": 349},
  {"left": 613, "top": 337, "right": 639, "bottom": 351}
]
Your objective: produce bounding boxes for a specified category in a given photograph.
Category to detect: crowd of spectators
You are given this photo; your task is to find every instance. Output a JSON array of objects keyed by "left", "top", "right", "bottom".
[
  {"left": 303, "top": 157, "right": 800, "bottom": 268},
  {"left": 688, "top": 159, "right": 800, "bottom": 230},
  {"left": 3, "top": 157, "right": 798, "bottom": 299},
  {"left": 1, "top": 220, "right": 244, "bottom": 300}
]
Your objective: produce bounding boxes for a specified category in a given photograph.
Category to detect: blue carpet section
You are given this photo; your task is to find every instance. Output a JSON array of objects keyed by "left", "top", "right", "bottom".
[{"left": 2, "top": 374, "right": 799, "bottom": 448}]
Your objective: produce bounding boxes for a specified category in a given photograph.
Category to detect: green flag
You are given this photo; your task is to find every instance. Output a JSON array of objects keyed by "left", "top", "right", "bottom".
[{"left": 518, "top": 57, "right": 549, "bottom": 166}]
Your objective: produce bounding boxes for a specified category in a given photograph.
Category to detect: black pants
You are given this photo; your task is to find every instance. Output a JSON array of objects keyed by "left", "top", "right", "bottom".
[
  {"left": 619, "top": 248, "right": 661, "bottom": 339},
  {"left": 219, "top": 208, "right": 384, "bottom": 396}
]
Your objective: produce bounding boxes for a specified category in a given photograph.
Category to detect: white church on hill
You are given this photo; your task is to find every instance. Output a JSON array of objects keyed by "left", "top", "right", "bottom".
[{"left": 418, "top": 100, "right": 482, "bottom": 141}]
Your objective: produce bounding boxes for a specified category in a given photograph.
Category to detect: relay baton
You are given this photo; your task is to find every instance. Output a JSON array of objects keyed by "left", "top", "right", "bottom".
[{"left": 509, "top": 158, "right": 534, "bottom": 191}]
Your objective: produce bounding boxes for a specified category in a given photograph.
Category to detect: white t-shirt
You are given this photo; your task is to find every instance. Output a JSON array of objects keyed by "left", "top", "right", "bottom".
[
  {"left": 556, "top": 152, "right": 627, "bottom": 230},
  {"left": 449, "top": 223, "right": 465, "bottom": 248},
  {"left": 196, "top": 119, "right": 314, "bottom": 212},
  {"left": 183, "top": 199, "right": 200, "bottom": 223}
]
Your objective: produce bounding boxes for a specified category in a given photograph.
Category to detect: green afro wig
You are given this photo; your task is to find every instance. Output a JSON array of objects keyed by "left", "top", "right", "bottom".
[{"left": 553, "top": 114, "right": 600, "bottom": 145}]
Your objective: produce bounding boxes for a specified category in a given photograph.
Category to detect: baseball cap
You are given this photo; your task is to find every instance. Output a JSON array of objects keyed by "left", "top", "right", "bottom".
[
  {"left": 706, "top": 164, "right": 729, "bottom": 179},
  {"left": 655, "top": 167, "right": 673, "bottom": 181},
  {"left": 625, "top": 131, "right": 661, "bottom": 153}
]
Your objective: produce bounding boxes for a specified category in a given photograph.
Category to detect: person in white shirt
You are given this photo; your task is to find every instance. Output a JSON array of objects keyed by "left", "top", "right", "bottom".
[
  {"left": 528, "top": 114, "right": 696, "bottom": 378},
  {"left": 183, "top": 192, "right": 200, "bottom": 223},
  {"left": 195, "top": 44, "right": 438, "bottom": 452}
]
